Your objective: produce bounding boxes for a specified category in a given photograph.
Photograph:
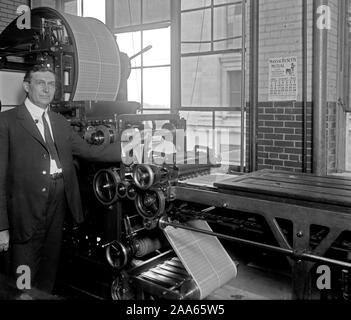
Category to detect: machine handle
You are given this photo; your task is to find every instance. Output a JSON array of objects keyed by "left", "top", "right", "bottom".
[{"left": 129, "top": 45, "right": 152, "bottom": 60}]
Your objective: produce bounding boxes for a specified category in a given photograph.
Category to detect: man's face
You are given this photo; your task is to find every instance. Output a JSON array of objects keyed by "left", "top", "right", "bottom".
[{"left": 23, "top": 71, "right": 56, "bottom": 109}]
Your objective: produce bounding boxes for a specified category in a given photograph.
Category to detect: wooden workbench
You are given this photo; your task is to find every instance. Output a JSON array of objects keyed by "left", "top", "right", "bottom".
[
  {"left": 214, "top": 169, "right": 351, "bottom": 210},
  {"left": 213, "top": 170, "right": 351, "bottom": 299}
]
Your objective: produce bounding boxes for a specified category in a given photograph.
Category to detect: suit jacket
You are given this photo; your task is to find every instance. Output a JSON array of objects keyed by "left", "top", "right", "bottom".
[{"left": 0, "top": 104, "right": 121, "bottom": 243}]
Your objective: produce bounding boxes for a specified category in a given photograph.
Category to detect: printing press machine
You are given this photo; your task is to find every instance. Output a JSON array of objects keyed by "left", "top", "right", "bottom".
[
  {"left": 1, "top": 7, "right": 351, "bottom": 301},
  {"left": 71, "top": 162, "right": 351, "bottom": 301}
]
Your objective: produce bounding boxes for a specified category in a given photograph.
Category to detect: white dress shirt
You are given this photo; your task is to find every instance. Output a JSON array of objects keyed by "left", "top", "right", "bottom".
[{"left": 24, "top": 98, "right": 62, "bottom": 175}]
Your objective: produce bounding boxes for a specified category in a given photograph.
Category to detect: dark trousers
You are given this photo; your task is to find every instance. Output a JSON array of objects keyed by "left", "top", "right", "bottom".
[{"left": 10, "top": 176, "right": 66, "bottom": 294}]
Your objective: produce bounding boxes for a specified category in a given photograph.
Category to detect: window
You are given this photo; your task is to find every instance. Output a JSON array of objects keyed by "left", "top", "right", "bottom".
[
  {"left": 81, "top": 0, "right": 105, "bottom": 22},
  {"left": 229, "top": 70, "right": 242, "bottom": 107},
  {"left": 115, "top": 27, "right": 171, "bottom": 110},
  {"left": 107, "top": 0, "right": 171, "bottom": 111},
  {"left": 178, "top": 0, "right": 246, "bottom": 170},
  {"left": 31, "top": 0, "right": 105, "bottom": 21}
]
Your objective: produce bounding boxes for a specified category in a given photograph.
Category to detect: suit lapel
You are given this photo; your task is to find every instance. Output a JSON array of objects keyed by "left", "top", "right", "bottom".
[{"left": 16, "top": 104, "right": 48, "bottom": 151}]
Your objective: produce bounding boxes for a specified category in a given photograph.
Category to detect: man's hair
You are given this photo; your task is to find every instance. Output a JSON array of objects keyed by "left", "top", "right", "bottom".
[{"left": 23, "top": 65, "right": 56, "bottom": 82}]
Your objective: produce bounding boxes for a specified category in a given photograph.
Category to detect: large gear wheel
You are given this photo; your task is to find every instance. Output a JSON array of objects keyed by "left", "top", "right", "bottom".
[
  {"left": 93, "top": 168, "right": 121, "bottom": 206},
  {"left": 134, "top": 189, "right": 166, "bottom": 220}
]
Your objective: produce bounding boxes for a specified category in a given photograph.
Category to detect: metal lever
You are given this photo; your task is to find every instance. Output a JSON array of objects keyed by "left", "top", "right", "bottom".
[
  {"left": 201, "top": 206, "right": 216, "bottom": 214},
  {"left": 129, "top": 45, "right": 152, "bottom": 60},
  {"left": 102, "top": 239, "right": 119, "bottom": 248}
]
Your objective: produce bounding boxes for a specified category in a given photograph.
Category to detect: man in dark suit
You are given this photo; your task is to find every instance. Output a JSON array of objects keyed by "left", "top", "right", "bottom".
[{"left": 0, "top": 65, "right": 121, "bottom": 293}]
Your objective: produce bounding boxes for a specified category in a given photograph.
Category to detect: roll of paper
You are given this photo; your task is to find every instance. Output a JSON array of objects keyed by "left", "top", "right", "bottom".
[{"left": 62, "top": 14, "right": 121, "bottom": 101}]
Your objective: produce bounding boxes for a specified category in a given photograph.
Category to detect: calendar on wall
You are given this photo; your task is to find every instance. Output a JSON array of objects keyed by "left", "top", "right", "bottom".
[{"left": 268, "top": 56, "right": 297, "bottom": 101}]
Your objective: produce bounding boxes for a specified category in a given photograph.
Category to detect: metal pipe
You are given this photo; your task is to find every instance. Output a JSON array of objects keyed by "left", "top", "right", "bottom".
[
  {"left": 171, "top": 0, "right": 181, "bottom": 113},
  {"left": 129, "top": 45, "right": 153, "bottom": 60},
  {"left": 160, "top": 217, "right": 293, "bottom": 255},
  {"left": 240, "top": 0, "right": 246, "bottom": 172},
  {"left": 211, "top": 0, "right": 214, "bottom": 52},
  {"left": 160, "top": 218, "right": 351, "bottom": 269},
  {"left": 335, "top": 0, "right": 348, "bottom": 171},
  {"left": 302, "top": 0, "right": 308, "bottom": 172},
  {"left": 249, "top": 0, "right": 259, "bottom": 172},
  {"left": 312, "top": 0, "right": 328, "bottom": 175}
]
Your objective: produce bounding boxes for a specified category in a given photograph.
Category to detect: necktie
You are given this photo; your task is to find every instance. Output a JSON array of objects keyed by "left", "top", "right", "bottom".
[{"left": 42, "top": 112, "right": 62, "bottom": 169}]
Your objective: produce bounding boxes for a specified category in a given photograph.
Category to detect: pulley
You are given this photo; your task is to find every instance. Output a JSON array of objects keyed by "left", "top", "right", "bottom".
[
  {"left": 133, "top": 237, "right": 162, "bottom": 257},
  {"left": 133, "top": 164, "right": 155, "bottom": 190},
  {"left": 93, "top": 168, "right": 121, "bottom": 206},
  {"left": 133, "top": 164, "right": 169, "bottom": 190},
  {"left": 134, "top": 189, "right": 166, "bottom": 220},
  {"left": 95, "top": 125, "right": 118, "bottom": 145},
  {"left": 84, "top": 125, "right": 118, "bottom": 145},
  {"left": 126, "top": 183, "right": 138, "bottom": 200},
  {"left": 105, "top": 241, "right": 130, "bottom": 269},
  {"left": 116, "top": 181, "right": 128, "bottom": 199}
]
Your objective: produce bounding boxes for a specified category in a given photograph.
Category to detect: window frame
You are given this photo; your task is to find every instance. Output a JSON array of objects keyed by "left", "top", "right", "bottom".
[
  {"left": 172, "top": 0, "right": 247, "bottom": 171},
  {"left": 106, "top": 0, "right": 171, "bottom": 112}
]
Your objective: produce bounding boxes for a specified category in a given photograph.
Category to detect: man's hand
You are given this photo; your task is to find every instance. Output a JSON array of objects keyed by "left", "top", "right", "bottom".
[{"left": 0, "top": 229, "right": 9, "bottom": 252}]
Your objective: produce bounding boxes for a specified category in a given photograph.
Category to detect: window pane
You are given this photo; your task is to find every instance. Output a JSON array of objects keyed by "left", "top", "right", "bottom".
[
  {"left": 142, "top": 0, "right": 170, "bottom": 23},
  {"left": 181, "top": 56, "right": 216, "bottom": 107},
  {"left": 214, "top": 5, "right": 241, "bottom": 50},
  {"left": 215, "top": 111, "right": 243, "bottom": 165},
  {"left": 114, "top": 0, "right": 141, "bottom": 28},
  {"left": 179, "top": 111, "right": 243, "bottom": 167},
  {"left": 181, "top": 8, "right": 211, "bottom": 54},
  {"left": 182, "top": 55, "right": 217, "bottom": 107},
  {"left": 179, "top": 110, "right": 213, "bottom": 150},
  {"left": 143, "top": 27, "right": 170, "bottom": 66},
  {"left": 82, "top": 0, "right": 105, "bottom": 23},
  {"left": 116, "top": 32, "right": 141, "bottom": 67},
  {"left": 229, "top": 70, "right": 241, "bottom": 107},
  {"left": 127, "top": 68, "right": 141, "bottom": 102},
  {"left": 143, "top": 67, "right": 170, "bottom": 109},
  {"left": 181, "top": 0, "right": 211, "bottom": 11},
  {"left": 182, "top": 53, "right": 240, "bottom": 108}
]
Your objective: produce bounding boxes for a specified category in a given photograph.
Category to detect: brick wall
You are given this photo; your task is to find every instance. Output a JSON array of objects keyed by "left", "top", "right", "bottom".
[
  {"left": 0, "top": 0, "right": 29, "bottom": 33},
  {"left": 257, "top": 102, "right": 312, "bottom": 172},
  {"left": 258, "top": 0, "right": 313, "bottom": 102},
  {"left": 247, "top": 0, "right": 339, "bottom": 173}
]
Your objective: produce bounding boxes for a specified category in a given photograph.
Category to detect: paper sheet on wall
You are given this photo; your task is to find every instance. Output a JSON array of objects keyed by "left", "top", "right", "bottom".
[
  {"left": 62, "top": 14, "right": 121, "bottom": 101},
  {"left": 163, "top": 220, "right": 237, "bottom": 299},
  {"left": 268, "top": 56, "right": 297, "bottom": 101}
]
